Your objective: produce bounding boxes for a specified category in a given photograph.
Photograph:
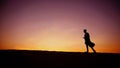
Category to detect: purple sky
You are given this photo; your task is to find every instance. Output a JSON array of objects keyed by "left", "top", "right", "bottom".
[{"left": 1, "top": 0, "right": 120, "bottom": 53}]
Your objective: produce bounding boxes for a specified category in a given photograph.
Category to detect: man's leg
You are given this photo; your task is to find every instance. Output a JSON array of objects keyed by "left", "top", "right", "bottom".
[
  {"left": 91, "top": 47, "right": 96, "bottom": 53},
  {"left": 86, "top": 44, "right": 89, "bottom": 53}
]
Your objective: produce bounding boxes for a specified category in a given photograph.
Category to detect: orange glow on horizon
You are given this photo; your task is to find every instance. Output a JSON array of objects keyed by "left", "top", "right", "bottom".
[{"left": 1, "top": 29, "right": 120, "bottom": 53}]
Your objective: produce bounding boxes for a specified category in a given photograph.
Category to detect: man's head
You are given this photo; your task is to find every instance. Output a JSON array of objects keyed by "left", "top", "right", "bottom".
[{"left": 83, "top": 29, "right": 87, "bottom": 33}]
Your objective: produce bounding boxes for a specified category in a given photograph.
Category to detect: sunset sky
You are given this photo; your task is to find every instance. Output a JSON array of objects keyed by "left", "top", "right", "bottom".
[{"left": 1, "top": 0, "right": 120, "bottom": 53}]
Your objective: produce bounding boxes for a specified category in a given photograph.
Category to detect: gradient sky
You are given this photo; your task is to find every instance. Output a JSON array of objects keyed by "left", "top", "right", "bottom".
[{"left": 1, "top": 0, "right": 120, "bottom": 53}]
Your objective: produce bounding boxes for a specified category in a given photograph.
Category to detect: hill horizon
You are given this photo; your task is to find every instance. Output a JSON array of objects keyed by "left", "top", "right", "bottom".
[
  {"left": 0, "top": 49, "right": 120, "bottom": 54},
  {"left": 0, "top": 50, "right": 119, "bottom": 68}
]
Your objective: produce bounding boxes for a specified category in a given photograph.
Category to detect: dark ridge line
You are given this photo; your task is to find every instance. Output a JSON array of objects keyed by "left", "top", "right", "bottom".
[{"left": 0, "top": 49, "right": 120, "bottom": 55}]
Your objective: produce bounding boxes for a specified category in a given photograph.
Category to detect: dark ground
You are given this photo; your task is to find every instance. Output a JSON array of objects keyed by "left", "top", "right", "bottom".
[{"left": 0, "top": 50, "right": 119, "bottom": 68}]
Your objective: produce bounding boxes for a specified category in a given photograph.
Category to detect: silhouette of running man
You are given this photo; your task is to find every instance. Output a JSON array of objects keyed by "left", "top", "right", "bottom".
[{"left": 83, "top": 29, "right": 96, "bottom": 53}]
